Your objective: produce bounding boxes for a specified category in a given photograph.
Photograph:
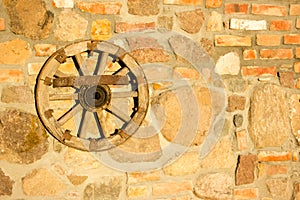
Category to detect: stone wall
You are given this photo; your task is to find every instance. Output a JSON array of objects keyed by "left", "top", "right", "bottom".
[{"left": 0, "top": 0, "right": 300, "bottom": 199}]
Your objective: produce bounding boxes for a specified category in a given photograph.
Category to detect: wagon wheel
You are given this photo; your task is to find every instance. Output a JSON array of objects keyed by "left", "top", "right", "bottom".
[{"left": 35, "top": 40, "right": 149, "bottom": 151}]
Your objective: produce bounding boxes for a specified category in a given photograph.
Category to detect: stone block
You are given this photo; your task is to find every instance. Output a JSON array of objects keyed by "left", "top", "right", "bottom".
[
  {"left": 158, "top": 16, "right": 173, "bottom": 31},
  {"left": 127, "top": 185, "right": 148, "bottom": 198},
  {"left": 76, "top": 2, "right": 122, "bottom": 14},
  {"left": 266, "top": 178, "right": 289, "bottom": 198},
  {"left": 270, "top": 20, "right": 292, "bottom": 31},
  {"left": 236, "top": 154, "right": 257, "bottom": 185},
  {"left": 234, "top": 188, "right": 259, "bottom": 199},
  {"left": 52, "top": 0, "right": 74, "bottom": 8},
  {"left": 266, "top": 165, "right": 288, "bottom": 176},
  {"left": 34, "top": 44, "right": 56, "bottom": 57},
  {"left": 290, "top": 4, "right": 300, "bottom": 16},
  {"left": 215, "top": 35, "right": 251, "bottom": 46},
  {"left": 297, "top": 48, "right": 300, "bottom": 58},
  {"left": 0, "top": 69, "right": 24, "bottom": 83},
  {"left": 225, "top": 4, "right": 248, "bottom": 14},
  {"left": 1, "top": 85, "right": 34, "bottom": 104},
  {"left": 260, "top": 49, "right": 293, "bottom": 59},
  {"left": 297, "top": 18, "right": 300, "bottom": 29},
  {"left": 206, "top": 0, "right": 222, "bottom": 8},
  {"left": 256, "top": 34, "right": 281, "bottom": 46},
  {"left": 252, "top": 4, "right": 287, "bottom": 16},
  {"left": 0, "top": 39, "right": 31, "bottom": 65},
  {"left": 230, "top": 18, "right": 267, "bottom": 30},
  {"left": 67, "top": 175, "right": 88, "bottom": 185},
  {"left": 236, "top": 130, "right": 250, "bottom": 151},
  {"left": 0, "top": 18, "right": 5, "bottom": 31},
  {"left": 128, "top": 0, "right": 160, "bottom": 16},
  {"left": 152, "top": 181, "right": 192, "bottom": 196},
  {"left": 278, "top": 71, "right": 295, "bottom": 88},
  {"left": 227, "top": 95, "right": 246, "bottom": 112},
  {"left": 207, "top": 11, "right": 223, "bottom": 32},
  {"left": 215, "top": 52, "right": 240, "bottom": 75},
  {"left": 258, "top": 151, "right": 292, "bottom": 162},
  {"left": 115, "top": 22, "right": 155, "bottom": 33},
  {"left": 241, "top": 66, "right": 276, "bottom": 76},
  {"left": 0, "top": 169, "right": 14, "bottom": 196},
  {"left": 173, "top": 67, "right": 199, "bottom": 80},
  {"left": 127, "top": 171, "right": 160, "bottom": 184},
  {"left": 290, "top": 94, "right": 300, "bottom": 145},
  {"left": 176, "top": 9, "right": 205, "bottom": 34},
  {"left": 164, "top": 0, "right": 203, "bottom": 5},
  {"left": 91, "top": 19, "right": 112, "bottom": 40},
  {"left": 243, "top": 49, "right": 257, "bottom": 60},
  {"left": 284, "top": 34, "right": 300, "bottom": 44}
]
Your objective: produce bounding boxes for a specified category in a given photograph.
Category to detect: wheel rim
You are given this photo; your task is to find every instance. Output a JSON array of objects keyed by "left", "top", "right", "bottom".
[{"left": 35, "top": 40, "right": 149, "bottom": 151}]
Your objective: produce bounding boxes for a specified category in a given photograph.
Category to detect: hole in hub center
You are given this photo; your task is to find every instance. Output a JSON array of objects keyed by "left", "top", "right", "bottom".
[{"left": 94, "top": 92, "right": 101, "bottom": 100}]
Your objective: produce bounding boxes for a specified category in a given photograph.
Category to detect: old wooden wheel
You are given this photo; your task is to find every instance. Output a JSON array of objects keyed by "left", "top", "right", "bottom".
[{"left": 35, "top": 40, "right": 149, "bottom": 151}]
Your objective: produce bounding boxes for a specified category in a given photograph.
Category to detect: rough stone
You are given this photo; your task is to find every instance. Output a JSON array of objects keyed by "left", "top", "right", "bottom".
[
  {"left": 200, "top": 137, "right": 236, "bottom": 169},
  {"left": 163, "top": 151, "right": 200, "bottom": 176},
  {"left": 227, "top": 95, "right": 246, "bottom": 112},
  {"left": 265, "top": 178, "right": 289, "bottom": 198},
  {"left": 158, "top": 16, "right": 173, "bottom": 31},
  {"left": 91, "top": 19, "right": 112, "bottom": 41},
  {"left": 0, "top": 109, "right": 48, "bottom": 164},
  {"left": 249, "top": 84, "right": 290, "bottom": 148},
  {"left": 194, "top": 173, "right": 233, "bottom": 199},
  {"left": 127, "top": 185, "right": 148, "bottom": 198},
  {"left": 278, "top": 71, "right": 295, "bottom": 88},
  {"left": 83, "top": 176, "right": 123, "bottom": 200},
  {"left": 128, "top": 0, "right": 160, "bottom": 16},
  {"left": 5, "top": 0, "right": 54, "bottom": 39},
  {"left": 22, "top": 168, "right": 66, "bottom": 196},
  {"left": 115, "top": 22, "right": 155, "bottom": 33},
  {"left": 1, "top": 86, "right": 34, "bottom": 104},
  {"left": 215, "top": 52, "right": 240, "bottom": 75},
  {"left": 0, "top": 168, "right": 14, "bottom": 196},
  {"left": 199, "top": 38, "right": 214, "bottom": 56},
  {"left": 233, "top": 114, "right": 243, "bottom": 127},
  {"left": 127, "top": 171, "right": 160, "bottom": 184},
  {"left": 54, "top": 11, "right": 88, "bottom": 41},
  {"left": 176, "top": 9, "right": 205, "bottom": 34},
  {"left": 0, "top": 39, "right": 31, "bottom": 65},
  {"left": 236, "top": 130, "right": 250, "bottom": 151},
  {"left": 289, "top": 94, "right": 300, "bottom": 145},
  {"left": 67, "top": 175, "right": 88, "bottom": 185},
  {"left": 236, "top": 155, "right": 257, "bottom": 185},
  {"left": 0, "top": 18, "right": 5, "bottom": 31},
  {"left": 152, "top": 181, "right": 192, "bottom": 196},
  {"left": 76, "top": 2, "right": 122, "bottom": 14},
  {"left": 207, "top": 11, "right": 223, "bottom": 32},
  {"left": 224, "top": 78, "right": 247, "bottom": 92},
  {"left": 34, "top": 44, "right": 56, "bottom": 57}
]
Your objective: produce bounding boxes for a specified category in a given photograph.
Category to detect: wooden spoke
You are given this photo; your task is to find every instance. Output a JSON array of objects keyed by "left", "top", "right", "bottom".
[
  {"left": 57, "top": 104, "right": 82, "bottom": 126},
  {"left": 94, "top": 52, "right": 109, "bottom": 75},
  {"left": 93, "top": 112, "right": 105, "bottom": 138},
  {"left": 72, "top": 54, "right": 89, "bottom": 75},
  {"left": 49, "top": 93, "right": 79, "bottom": 101},
  {"left": 106, "top": 105, "right": 131, "bottom": 123},
  {"left": 111, "top": 91, "right": 138, "bottom": 98}
]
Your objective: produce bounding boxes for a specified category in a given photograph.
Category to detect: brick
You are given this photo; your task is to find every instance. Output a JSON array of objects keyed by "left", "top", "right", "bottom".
[
  {"left": 164, "top": 0, "right": 203, "bottom": 5},
  {"left": 243, "top": 49, "right": 257, "bottom": 60},
  {"left": 236, "top": 130, "right": 250, "bottom": 151},
  {"left": 297, "top": 48, "right": 300, "bottom": 58},
  {"left": 206, "top": 0, "right": 222, "bottom": 8},
  {"left": 127, "top": 185, "right": 148, "bottom": 198},
  {"left": 260, "top": 49, "right": 293, "bottom": 59},
  {"left": 230, "top": 18, "right": 267, "bottom": 30},
  {"left": 52, "top": 0, "right": 74, "bottom": 8},
  {"left": 242, "top": 66, "right": 277, "bottom": 76},
  {"left": 236, "top": 155, "right": 257, "bottom": 185},
  {"left": 266, "top": 165, "right": 288, "bottom": 176},
  {"left": 297, "top": 18, "right": 300, "bottom": 29},
  {"left": 234, "top": 188, "right": 259, "bottom": 199},
  {"left": 290, "top": 4, "right": 300, "bottom": 16},
  {"left": 174, "top": 67, "right": 199, "bottom": 80},
  {"left": 215, "top": 35, "right": 251, "bottom": 46},
  {"left": 227, "top": 95, "right": 246, "bottom": 112},
  {"left": 252, "top": 4, "right": 287, "bottom": 16},
  {"left": 127, "top": 171, "right": 160, "bottom": 184},
  {"left": 0, "top": 69, "right": 24, "bottom": 82},
  {"left": 278, "top": 71, "right": 295, "bottom": 88},
  {"left": 257, "top": 34, "right": 281, "bottom": 46},
  {"left": 284, "top": 34, "right": 300, "bottom": 44},
  {"left": 270, "top": 20, "right": 292, "bottom": 31},
  {"left": 76, "top": 2, "right": 122, "bottom": 14},
  {"left": 34, "top": 44, "right": 56, "bottom": 57},
  {"left": 0, "top": 18, "right": 5, "bottom": 31},
  {"left": 207, "top": 11, "right": 223, "bottom": 32},
  {"left": 295, "top": 62, "right": 300, "bottom": 73},
  {"left": 115, "top": 22, "right": 155, "bottom": 33},
  {"left": 225, "top": 4, "right": 248, "bottom": 14},
  {"left": 258, "top": 151, "right": 292, "bottom": 162},
  {"left": 91, "top": 19, "right": 112, "bottom": 40},
  {"left": 152, "top": 181, "right": 192, "bottom": 196}
]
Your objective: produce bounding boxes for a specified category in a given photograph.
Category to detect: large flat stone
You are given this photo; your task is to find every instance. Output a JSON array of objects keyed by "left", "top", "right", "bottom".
[
  {"left": 194, "top": 173, "right": 233, "bottom": 199},
  {"left": 249, "top": 84, "right": 290, "bottom": 148},
  {"left": 290, "top": 94, "right": 300, "bottom": 145},
  {"left": 176, "top": 9, "right": 205, "bottom": 33},
  {"left": 0, "top": 109, "right": 48, "bottom": 164},
  {"left": 0, "top": 39, "right": 31, "bottom": 65},
  {"left": 1, "top": 85, "right": 34, "bottom": 104},
  {"left": 5, "top": 0, "right": 54, "bottom": 39}
]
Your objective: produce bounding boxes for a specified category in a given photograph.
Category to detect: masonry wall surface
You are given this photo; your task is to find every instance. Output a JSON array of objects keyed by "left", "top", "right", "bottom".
[{"left": 0, "top": 0, "right": 300, "bottom": 199}]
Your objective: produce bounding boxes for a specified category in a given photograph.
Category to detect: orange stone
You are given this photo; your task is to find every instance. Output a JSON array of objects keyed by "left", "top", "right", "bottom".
[
  {"left": 258, "top": 151, "right": 292, "bottom": 162},
  {"left": 0, "top": 69, "right": 24, "bottom": 82},
  {"left": 0, "top": 18, "right": 5, "bottom": 31},
  {"left": 91, "top": 19, "right": 112, "bottom": 40},
  {"left": 76, "top": 2, "right": 122, "bottom": 14},
  {"left": 284, "top": 34, "right": 300, "bottom": 44},
  {"left": 252, "top": 4, "right": 287, "bottom": 16},
  {"left": 152, "top": 181, "right": 192, "bottom": 196},
  {"left": 173, "top": 67, "right": 199, "bottom": 80},
  {"left": 241, "top": 66, "right": 276, "bottom": 76},
  {"left": 296, "top": 47, "right": 300, "bottom": 58},
  {"left": 206, "top": 0, "right": 222, "bottom": 8},
  {"left": 34, "top": 44, "right": 56, "bottom": 57},
  {"left": 115, "top": 22, "right": 155, "bottom": 33},
  {"left": 243, "top": 49, "right": 257, "bottom": 60},
  {"left": 236, "top": 130, "right": 250, "bottom": 151},
  {"left": 234, "top": 188, "right": 258, "bottom": 199},
  {"left": 290, "top": 4, "right": 300, "bottom": 16},
  {"left": 127, "top": 171, "right": 160, "bottom": 184},
  {"left": 256, "top": 34, "right": 281, "bottom": 46},
  {"left": 164, "top": 0, "right": 203, "bottom": 5},
  {"left": 270, "top": 20, "right": 292, "bottom": 31},
  {"left": 215, "top": 35, "right": 251, "bottom": 46},
  {"left": 260, "top": 49, "right": 293, "bottom": 59}
]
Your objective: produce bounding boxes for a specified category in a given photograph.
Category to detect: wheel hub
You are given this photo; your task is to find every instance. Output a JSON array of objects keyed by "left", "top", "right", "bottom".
[{"left": 79, "top": 85, "right": 111, "bottom": 111}]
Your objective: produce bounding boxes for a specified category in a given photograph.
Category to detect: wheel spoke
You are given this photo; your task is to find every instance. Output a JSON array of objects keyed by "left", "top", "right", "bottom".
[
  {"left": 94, "top": 52, "right": 109, "bottom": 75},
  {"left": 49, "top": 93, "right": 79, "bottom": 101},
  {"left": 93, "top": 112, "right": 105, "bottom": 138},
  {"left": 53, "top": 75, "right": 129, "bottom": 87},
  {"left": 77, "top": 109, "right": 87, "bottom": 137},
  {"left": 72, "top": 54, "right": 89, "bottom": 75},
  {"left": 57, "top": 104, "right": 82, "bottom": 126},
  {"left": 106, "top": 105, "right": 131, "bottom": 123},
  {"left": 111, "top": 91, "right": 138, "bottom": 98}
]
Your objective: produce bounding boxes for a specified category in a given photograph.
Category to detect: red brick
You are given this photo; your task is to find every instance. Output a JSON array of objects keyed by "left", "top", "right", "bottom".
[
  {"left": 241, "top": 66, "right": 277, "bottom": 76},
  {"left": 0, "top": 18, "right": 5, "bottom": 31},
  {"left": 243, "top": 49, "right": 257, "bottom": 60},
  {"left": 152, "top": 181, "right": 192, "bottom": 196},
  {"left": 215, "top": 35, "right": 251, "bottom": 46},
  {"left": 284, "top": 34, "right": 300, "bottom": 44},
  {"left": 260, "top": 49, "right": 293, "bottom": 59},
  {"left": 266, "top": 165, "right": 288, "bottom": 176},
  {"left": 295, "top": 62, "right": 300, "bottom": 73},
  {"left": 164, "top": 0, "right": 203, "bottom": 5},
  {"left": 225, "top": 4, "right": 248, "bottom": 14},
  {"left": 0, "top": 69, "right": 24, "bottom": 82},
  {"left": 256, "top": 34, "right": 281, "bottom": 46},
  {"left": 115, "top": 22, "right": 155, "bottom": 33},
  {"left": 234, "top": 188, "right": 259, "bottom": 199},
  {"left": 270, "top": 20, "right": 292, "bottom": 31},
  {"left": 297, "top": 48, "right": 300, "bottom": 58},
  {"left": 252, "top": 4, "right": 287, "bottom": 16},
  {"left": 290, "top": 4, "right": 300, "bottom": 16},
  {"left": 258, "top": 151, "right": 293, "bottom": 162},
  {"left": 76, "top": 2, "right": 122, "bottom": 14},
  {"left": 206, "top": 0, "right": 222, "bottom": 8}
]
